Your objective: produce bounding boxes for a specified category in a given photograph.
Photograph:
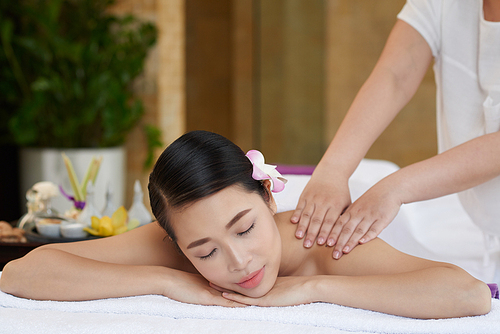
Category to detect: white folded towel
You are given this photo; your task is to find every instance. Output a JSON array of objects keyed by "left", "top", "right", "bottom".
[{"left": 0, "top": 276, "right": 498, "bottom": 334}]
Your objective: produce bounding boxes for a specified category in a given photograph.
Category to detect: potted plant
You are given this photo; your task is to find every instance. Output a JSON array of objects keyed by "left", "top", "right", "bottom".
[{"left": 0, "top": 0, "right": 161, "bottom": 213}]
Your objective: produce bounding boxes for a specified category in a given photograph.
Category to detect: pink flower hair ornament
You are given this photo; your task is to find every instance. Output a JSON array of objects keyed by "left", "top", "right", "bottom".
[{"left": 245, "top": 150, "right": 287, "bottom": 193}]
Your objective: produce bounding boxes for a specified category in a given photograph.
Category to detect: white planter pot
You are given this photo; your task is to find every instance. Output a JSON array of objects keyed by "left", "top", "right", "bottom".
[{"left": 20, "top": 147, "right": 126, "bottom": 215}]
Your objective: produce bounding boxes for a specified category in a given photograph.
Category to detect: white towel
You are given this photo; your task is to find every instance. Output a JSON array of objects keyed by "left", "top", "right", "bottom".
[{"left": 0, "top": 278, "right": 498, "bottom": 334}]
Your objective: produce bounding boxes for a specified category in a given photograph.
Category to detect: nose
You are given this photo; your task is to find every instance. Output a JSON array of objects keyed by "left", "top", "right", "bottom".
[{"left": 227, "top": 243, "right": 252, "bottom": 272}]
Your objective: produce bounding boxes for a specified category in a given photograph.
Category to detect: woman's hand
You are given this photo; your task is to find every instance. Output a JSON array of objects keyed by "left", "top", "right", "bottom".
[
  {"left": 162, "top": 270, "right": 246, "bottom": 307},
  {"left": 220, "top": 276, "right": 317, "bottom": 307},
  {"left": 291, "top": 172, "right": 351, "bottom": 248},
  {"left": 329, "top": 178, "right": 402, "bottom": 259}
]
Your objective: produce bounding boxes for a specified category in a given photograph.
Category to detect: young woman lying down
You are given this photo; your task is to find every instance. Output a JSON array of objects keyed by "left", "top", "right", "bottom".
[{"left": 0, "top": 131, "right": 492, "bottom": 319}]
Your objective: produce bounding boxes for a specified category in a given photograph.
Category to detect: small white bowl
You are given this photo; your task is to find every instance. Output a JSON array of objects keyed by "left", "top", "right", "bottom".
[
  {"left": 35, "top": 218, "right": 62, "bottom": 238},
  {"left": 60, "top": 222, "right": 88, "bottom": 239}
]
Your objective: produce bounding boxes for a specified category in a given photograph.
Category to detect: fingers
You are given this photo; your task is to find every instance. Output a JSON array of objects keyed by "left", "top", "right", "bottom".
[
  {"left": 290, "top": 200, "right": 304, "bottom": 225},
  {"left": 218, "top": 297, "right": 248, "bottom": 307},
  {"left": 315, "top": 208, "right": 341, "bottom": 246},
  {"left": 292, "top": 177, "right": 352, "bottom": 248},
  {"left": 209, "top": 283, "right": 248, "bottom": 307},
  {"left": 302, "top": 205, "right": 330, "bottom": 247},
  {"left": 293, "top": 202, "right": 313, "bottom": 241},
  {"left": 222, "top": 292, "right": 256, "bottom": 305},
  {"left": 329, "top": 214, "right": 388, "bottom": 260},
  {"left": 184, "top": 290, "right": 247, "bottom": 307},
  {"left": 359, "top": 225, "right": 382, "bottom": 244},
  {"left": 209, "top": 282, "right": 234, "bottom": 294},
  {"left": 293, "top": 200, "right": 343, "bottom": 248},
  {"left": 328, "top": 212, "right": 356, "bottom": 259},
  {"left": 332, "top": 216, "right": 368, "bottom": 259}
]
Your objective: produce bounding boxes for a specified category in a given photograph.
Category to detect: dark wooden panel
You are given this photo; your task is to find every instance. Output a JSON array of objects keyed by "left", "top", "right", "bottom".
[
  {"left": 231, "top": 0, "right": 255, "bottom": 152},
  {"left": 185, "top": 0, "right": 232, "bottom": 138},
  {"left": 257, "top": 0, "right": 326, "bottom": 164},
  {"left": 325, "top": 0, "right": 437, "bottom": 167}
]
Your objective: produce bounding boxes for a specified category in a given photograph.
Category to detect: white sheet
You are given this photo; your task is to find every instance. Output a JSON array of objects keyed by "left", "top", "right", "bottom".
[
  {"left": 1, "top": 159, "right": 498, "bottom": 333},
  {"left": 0, "top": 276, "right": 499, "bottom": 334}
]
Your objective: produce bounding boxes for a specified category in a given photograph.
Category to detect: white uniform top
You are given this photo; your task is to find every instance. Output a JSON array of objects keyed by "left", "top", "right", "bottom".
[{"left": 398, "top": 1, "right": 500, "bottom": 242}]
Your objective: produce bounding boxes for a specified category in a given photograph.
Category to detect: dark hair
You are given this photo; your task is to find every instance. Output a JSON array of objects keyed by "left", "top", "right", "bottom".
[{"left": 148, "top": 130, "right": 268, "bottom": 243}]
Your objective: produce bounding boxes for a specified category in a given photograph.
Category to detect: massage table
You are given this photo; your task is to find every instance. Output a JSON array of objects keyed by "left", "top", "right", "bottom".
[{"left": 1, "top": 159, "right": 499, "bottom": 333}]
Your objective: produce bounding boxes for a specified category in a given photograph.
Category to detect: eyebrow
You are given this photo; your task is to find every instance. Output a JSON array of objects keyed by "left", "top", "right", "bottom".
[{"left": 186, "top": 209, "right": 251, "bottom": 249}]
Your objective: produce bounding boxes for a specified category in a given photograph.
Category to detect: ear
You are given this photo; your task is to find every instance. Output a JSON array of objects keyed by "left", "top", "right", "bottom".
[{"left": 261, "top": 180, "right": 277, "bottom": 214}]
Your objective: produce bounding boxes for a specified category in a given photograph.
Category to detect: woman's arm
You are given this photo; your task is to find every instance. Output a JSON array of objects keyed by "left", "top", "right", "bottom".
[
  {"left": 1, "top": 246, "right": 175, "bottom": 301},
  {"left": 309, "top": 268, "right": 489, "bottom": 319},
  {"left": 0, "top": 223, "right": 190, "bottom": 300},
  {"left": 292, "top": 19, "right": 433, "bottom": 248},
  {"left": 334, "top": 130, "right": 500, "bottom": 258},
  {"left": 0, "top": 223, "right": 243, "bottom": 306},
  {"left": 314, "top": 238, "right": 491, "bottom": 318},
  {"left": 222, "top": 237, "right": 491, "bottom": 318}
]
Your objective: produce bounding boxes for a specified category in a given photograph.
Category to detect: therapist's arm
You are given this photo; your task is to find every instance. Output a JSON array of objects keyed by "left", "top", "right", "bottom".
[
  {"left": 334, "top": 131, "right": 500, "bottom": 259},
  {"left": 292, "top": 20, "right": 433, "bottom": 247}
]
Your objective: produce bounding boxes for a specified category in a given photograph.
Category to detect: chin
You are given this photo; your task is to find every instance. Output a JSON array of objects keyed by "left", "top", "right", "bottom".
[{"left": 236, "top": 283, "right": 273, "bottom": 298}]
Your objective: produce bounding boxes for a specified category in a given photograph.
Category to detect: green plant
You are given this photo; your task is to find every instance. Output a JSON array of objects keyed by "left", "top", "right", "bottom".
[{"left": 0, "top": 0, "right": 162, "bottom": 162}]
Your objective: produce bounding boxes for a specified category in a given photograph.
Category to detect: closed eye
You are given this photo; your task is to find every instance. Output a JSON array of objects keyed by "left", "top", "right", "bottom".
[
  {"left": 199, "top": 223, "right": 255, "bottom": 260},
  {"left": 237, "top": 223, "right": 255, "bottom": 236},
  {"left": 200, "top": 248, "right": 216, "bottom": 260}
]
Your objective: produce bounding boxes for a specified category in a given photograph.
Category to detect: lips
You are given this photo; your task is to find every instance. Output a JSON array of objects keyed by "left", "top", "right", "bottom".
[{"left": 237, "top": 266, "right": 265, "bottom": 289}]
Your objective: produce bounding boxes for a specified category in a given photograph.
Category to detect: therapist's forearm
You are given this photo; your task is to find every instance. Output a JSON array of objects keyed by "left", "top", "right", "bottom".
[
  {"left": 319, "top": 20, "right": 432, "bottom": 178},
  {"left": 386, "top": 131, "right": 500, "bottom": 204},
  {"left": 320, "top": 67, "right": 405, "bottom": 178}
]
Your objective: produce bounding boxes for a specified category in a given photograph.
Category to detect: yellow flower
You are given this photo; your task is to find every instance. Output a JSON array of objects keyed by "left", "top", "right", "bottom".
[{"left": 83, "top": 206, "right": 139, "bottom": 237}]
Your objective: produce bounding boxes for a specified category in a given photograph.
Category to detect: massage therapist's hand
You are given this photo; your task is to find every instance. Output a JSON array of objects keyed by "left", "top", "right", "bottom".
[
  {"left": 331, "top": 178, "right": 402, "bottom": 259},
  {"left": 162, "top": 269, "right": 246, "bottom": 307},
  {"left": 291, "top": 169, "right": 351, "bottom": 248},
  {"left": 220, "top": 276, "right": 318, "bottom": 307}
]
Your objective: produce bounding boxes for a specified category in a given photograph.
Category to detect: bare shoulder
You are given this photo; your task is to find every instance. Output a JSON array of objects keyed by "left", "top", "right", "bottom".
[
  {"left": 274, "top": 211, "right": 451, "bottom": 278},
  {"left": 41, "top": 222, "right": 196, "bottom": 272},
  {"left": 316, "top": 237, "right": 452, "bottom": 276}
]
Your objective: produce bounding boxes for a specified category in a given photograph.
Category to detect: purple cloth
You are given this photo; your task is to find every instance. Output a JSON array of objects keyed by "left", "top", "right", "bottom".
[
  {"left": 276, "top": 165, "right": 315, "bottom": 175},
  {"left": 488, "top": 283, "right": 499, "bottom": 299}
]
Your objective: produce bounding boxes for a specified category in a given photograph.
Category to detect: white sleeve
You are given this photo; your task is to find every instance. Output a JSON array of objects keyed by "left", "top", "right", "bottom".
[{"left": 397, "top": 0, "right": 443, "bottom": 57}]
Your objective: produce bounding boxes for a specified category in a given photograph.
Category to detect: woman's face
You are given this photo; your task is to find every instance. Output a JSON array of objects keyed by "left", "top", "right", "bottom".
[{"left": 171, "top": 184, "right": 281, "bottom": 298}]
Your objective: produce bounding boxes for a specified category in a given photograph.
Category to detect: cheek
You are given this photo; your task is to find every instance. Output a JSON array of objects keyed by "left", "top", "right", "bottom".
[
  {"left": 263, "top": 220, "right": 282, "bottom": 275},
  {"left": 260, "top": 218, "right": 281, "bottom": 251},
  {"left": 188, "top": 257, "right": 228, "bottom": 285},
  {"left": 259, "top": 229, "right": 278, "bottom": 254}
]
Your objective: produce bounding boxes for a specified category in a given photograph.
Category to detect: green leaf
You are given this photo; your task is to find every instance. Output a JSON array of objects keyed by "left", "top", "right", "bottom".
[
  {"left": 143, "top": 124, "right": 163, "bottom": 169},
  {"left": 1, "top": 19, "right": 13, "bottom": 45},
  {"left": 31, "top": 77, "right": 51, "bottom": 91},
  {"left": 3, "top": 0, "right": 158, "bottom": 163}
]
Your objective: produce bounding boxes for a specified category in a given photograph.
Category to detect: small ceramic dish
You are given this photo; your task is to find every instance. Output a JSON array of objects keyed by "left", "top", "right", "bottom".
[
  {"left": 60, "top": 222, "right": 88, "bottom": 239},
  {"left": 35, "top": 217, "right": 63, "bottom": 238}
]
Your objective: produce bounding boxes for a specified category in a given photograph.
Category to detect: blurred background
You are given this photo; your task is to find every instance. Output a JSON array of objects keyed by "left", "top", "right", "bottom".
[{"left": 0, "top": 0, "right": 437, "bottom": 221}]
